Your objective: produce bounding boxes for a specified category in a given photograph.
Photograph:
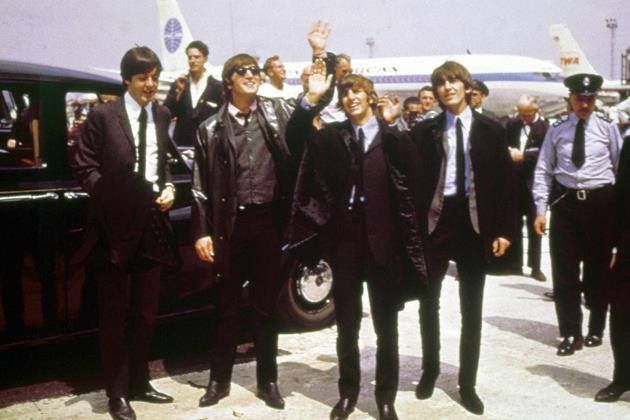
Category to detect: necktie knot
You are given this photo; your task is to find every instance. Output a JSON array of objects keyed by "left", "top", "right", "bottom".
[
  {"left": 236, "top": 111, "right": 251, "bottom": 125},
  {"left": 138, "top": 107, "right": 147, "bottom": 124},
  {"left": 357, "top": 128, "right": 366, "bottom": 153}
]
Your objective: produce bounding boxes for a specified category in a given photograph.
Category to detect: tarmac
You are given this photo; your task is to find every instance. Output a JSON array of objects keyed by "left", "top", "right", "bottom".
[{"left": 1, "top": 237, "right": 630, "bottom": 419}]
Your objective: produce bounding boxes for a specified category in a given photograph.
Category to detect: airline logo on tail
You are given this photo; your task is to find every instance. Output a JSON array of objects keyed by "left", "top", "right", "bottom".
[
  {"left": 549, "top": 24, "right": 597, "bottom": 76},
  {"left": 164, "top": 18, "right": 184, "bottom": 54}
]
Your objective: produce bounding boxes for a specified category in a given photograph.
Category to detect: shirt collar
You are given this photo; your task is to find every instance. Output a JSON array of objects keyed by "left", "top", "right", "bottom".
[
  {"left": 446, "top": 106, "right": 472, "bottom": 131},
  {"left": 228, "top": 100, "right": 257, "bottom": 118},
  {"left": 568, "top": 112, "right": 592, "bottom": 126},
  {"left": 124, "top": 92, "right": 153, "bottom": 121},
  {"left": 351, "top": 115, "right": 379, "bottom": 141}
]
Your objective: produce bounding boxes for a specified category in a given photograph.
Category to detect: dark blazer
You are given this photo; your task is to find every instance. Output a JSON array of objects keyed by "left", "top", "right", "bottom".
[
  {"left": 288, "top": 112, "right": 427, "bottom": 281},
  {"left": 72, "top": 97, "right": 175, "bottom": 268},
  {"left": 409, "top": 110, "right": 515, "bottom": 262},
  {"left": 610, "top": 136, "right": 630, "bottom": 310},
  {"left": 164, "top": 74, "right": 224, "bottom": 146},
  {"left": 506, "top": 117, "right": 548, "bottom": 189}
]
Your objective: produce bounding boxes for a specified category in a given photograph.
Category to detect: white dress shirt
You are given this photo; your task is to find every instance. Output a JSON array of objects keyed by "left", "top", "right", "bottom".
[
  {"left": 124, "top": 92, "right": 159, "bottom": 190},
  {"left": 443, "top": 106, "right": 472, "bottom": 196}
]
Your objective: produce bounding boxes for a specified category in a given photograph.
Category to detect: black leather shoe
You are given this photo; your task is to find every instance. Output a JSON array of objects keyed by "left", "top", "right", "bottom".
[
  {"left": 415, "top": 370, "right": 439, "bottom": 399},
  {"left": 377, "top": 402, "right": 399, "bottom": 420},
  {"left": 531, "top": 269, "right": 547, "bottom": 282},
  {"left": 459, "top": 388, "right": 484, "bottom": 415},
  {"left": 330, "top": 397, "right": 357, "bottom": 420},
  {"left": 129, "top": 383, "right": 173, "bottom": 404},
  {"left": 584, "top": 334, "right": 603, "bottom": 347},
  {"left": 256, "top": 382, "right": 285, "bottom": 409},
  {"left": 595, "top": 383, "right": 630, "bottom": 402},
  {"left": 557, "top": 336, "right": 583, "bottom": 356},
  {"left": 199, "top": 381, "right": 230, "bottom": 407},
  {"left": 108, "top": 398, "right": 136, "bottom": 420}
]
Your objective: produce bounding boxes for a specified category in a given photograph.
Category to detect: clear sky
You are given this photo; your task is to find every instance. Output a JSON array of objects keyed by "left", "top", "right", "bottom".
[{"left": 1, "top": 0, "right": 628, "bottom": 79}]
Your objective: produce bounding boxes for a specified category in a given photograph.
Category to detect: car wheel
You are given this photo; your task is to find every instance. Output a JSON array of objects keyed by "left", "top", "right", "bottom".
[{"left": 277, "top": 259, "right": 335, "bottom": 331}]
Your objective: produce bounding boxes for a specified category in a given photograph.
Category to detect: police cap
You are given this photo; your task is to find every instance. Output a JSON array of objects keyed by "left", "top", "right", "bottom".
[
  {"left": 563, "top": 73, "right": 603, "bottom": 95},
  {"left": 471, "top": 79, "right": 489, "bottom": 96}
]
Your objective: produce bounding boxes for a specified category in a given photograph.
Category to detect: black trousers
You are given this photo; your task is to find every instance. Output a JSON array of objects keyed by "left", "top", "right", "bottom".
[
  {"left": 210, "top": 206, "right": 282, "bottom": 385},
  {"left": 329, "top": 212, "right": 400, "bottom": 404},
  {"left": 514, "top": 186, "right": 541, "bottom": 271},
  {"left": 90, "top": 251, "right": 161, "bottom": 399},
  {"left": 608, "top": 249, "right": 630, "bottom": 387},
  {"left": 419, "top": 197, "right": 486, "bottom": 389},
  {"left": 549, "top": 186, "right": 613, "bottom": 337}
]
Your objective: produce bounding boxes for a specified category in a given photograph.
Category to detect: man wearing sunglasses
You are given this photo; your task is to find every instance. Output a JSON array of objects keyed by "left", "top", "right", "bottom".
[{"left": 191, "top": 22, "right": 333, "bottom": 411}]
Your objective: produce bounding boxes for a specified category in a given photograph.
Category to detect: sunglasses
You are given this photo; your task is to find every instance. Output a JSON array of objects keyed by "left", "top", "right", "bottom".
[{"left": 232, "top": 65, "right": 261, "bottom": 76}]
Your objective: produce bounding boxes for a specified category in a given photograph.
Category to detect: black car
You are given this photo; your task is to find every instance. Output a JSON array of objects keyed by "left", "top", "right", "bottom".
[{"left": 0, "top": 60, "right": 334, "bottom": 349}]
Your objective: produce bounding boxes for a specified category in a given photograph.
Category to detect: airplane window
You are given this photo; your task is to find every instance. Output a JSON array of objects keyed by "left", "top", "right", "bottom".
[{"left": 0, "top": 88, "right": 42, "bottom": 169}]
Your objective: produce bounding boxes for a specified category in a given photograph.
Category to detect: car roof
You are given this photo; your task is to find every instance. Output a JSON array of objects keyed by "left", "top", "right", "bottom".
[{"left": 0, "top": 59, "right": 121, "bottom": 86}]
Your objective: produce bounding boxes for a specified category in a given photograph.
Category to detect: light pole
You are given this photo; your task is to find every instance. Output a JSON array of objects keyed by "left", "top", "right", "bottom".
[
  {"left": 366, "top": 37, "right": 375, "bottom": 58},
  {"left": 606, "top": 18, "right": 618, "bottom": 79}
]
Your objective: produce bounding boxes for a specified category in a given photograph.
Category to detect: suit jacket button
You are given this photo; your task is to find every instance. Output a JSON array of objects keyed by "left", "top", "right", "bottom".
[
  {"left": 216, "top": 273, "right": 222, "bottom": 279},
  {"left": 221, "top": 197, "right": 226, "bottom": 203},
  {"left": 219, "top": 235, "right": 224, "bottom": 241}
]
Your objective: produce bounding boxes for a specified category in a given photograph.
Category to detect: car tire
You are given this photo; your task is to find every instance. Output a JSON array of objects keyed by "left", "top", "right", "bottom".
[{"left": 277, "top": 259, "right": 335, "bottom": 331}]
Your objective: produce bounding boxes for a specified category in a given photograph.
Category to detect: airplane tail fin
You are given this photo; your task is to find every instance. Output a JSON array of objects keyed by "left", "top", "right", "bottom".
[
  {"left": 549, "top": 24, "right": 598, "bottom": 76},
  {"left": 156, "top": 0, "right": 194, "bottom": 73}
]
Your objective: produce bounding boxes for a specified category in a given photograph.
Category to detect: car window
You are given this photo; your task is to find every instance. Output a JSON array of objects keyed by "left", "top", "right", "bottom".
[
  {"left": 0, "top": 87, "right": 42, "bottom": 168},
  {"left": 65, "top": 92, "right": 120, "bottom": 150}
]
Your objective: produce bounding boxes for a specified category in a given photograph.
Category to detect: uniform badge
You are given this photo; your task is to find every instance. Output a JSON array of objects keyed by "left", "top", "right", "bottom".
[{"left": 583, "top": 76, "right": 590, "bottom": 87}]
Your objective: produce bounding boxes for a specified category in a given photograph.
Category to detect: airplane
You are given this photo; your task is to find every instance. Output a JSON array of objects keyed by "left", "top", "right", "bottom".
[
  {"left": 151, "top": 0, "right": 569, "bottom": 117},
  {"left": 549, "top": 23, "right": 630, "bottom": 95}
]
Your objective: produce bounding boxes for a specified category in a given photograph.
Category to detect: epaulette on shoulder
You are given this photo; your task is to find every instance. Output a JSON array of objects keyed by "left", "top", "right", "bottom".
[
  {"left": 552, "top": 115, "right": 570, "bottom": 127},
  {"left": 595, "top": 111, "right": 613, "bottom": 123}
]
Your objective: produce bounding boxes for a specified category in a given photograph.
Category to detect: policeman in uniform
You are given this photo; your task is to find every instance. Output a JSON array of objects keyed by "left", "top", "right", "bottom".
[{"left": 533, "top": 73, "right": 623, "bottom": 356}]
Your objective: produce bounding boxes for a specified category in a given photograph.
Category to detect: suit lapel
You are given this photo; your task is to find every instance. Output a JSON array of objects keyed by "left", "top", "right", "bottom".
[{"left": 116, "top": 98, "right": 136, "bottom": 152}]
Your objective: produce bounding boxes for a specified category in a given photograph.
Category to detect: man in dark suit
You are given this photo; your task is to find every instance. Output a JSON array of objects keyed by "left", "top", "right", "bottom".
[
  {"left": 72, "top": 46, "right": 177, "bottom": 420},
  {"left": 504, "top": 95, "right": 548, "bottom": 281},
  {"left": 596, "top": 134, "right": 630, "bottom": 403},
  {"left": 164, "top": 40, "right": 223, "bottom": 147},
  {"left": 288, "top": 73, "right": 426, "bottom": 420},
  {"left": 409, "top": 61, "right": 514, "bottom": 415}
]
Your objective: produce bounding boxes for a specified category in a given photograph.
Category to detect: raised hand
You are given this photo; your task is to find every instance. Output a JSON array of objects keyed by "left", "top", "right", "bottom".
[
  {"left": 305, "top": 58, "right": 333, "bottom": 105},
  {"left": 377, "top": 93, "right": 402, "bottom": 124},
  {"left": 308, "top": 20, "right": 330, "bottom": 55}
]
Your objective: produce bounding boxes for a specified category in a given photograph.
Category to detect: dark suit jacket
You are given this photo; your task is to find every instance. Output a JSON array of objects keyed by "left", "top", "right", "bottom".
[
  {"left": 506, "top": 117, "right": 548, "bottom": 189},
  {"left": 72, "top": 97, "right": 175, "bottom": 268},
  {"left": 610, "top": 136, "right": 630, "bottom": 310},
  {"left": 288, "top": 114, "right": 426, "bottom": 282},
  {"left": 409, "top": 110, "right": 515, "bottom": 262},
  {"left": 164, "top": 74, "right": 223, "bottom": 146}
]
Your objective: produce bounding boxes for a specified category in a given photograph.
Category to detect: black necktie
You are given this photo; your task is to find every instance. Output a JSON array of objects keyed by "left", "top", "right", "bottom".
[
  {"left": 456, "top": 118, "right": 465, "bottom": 198},
  {"left": 138, "top": 107, "right": 147, "bottom": 177},
  {"left": 236, "top": 111, "right": 250, "bottom": 126},
  {"left": 572, "top": 119, "right": 585, "bottom": 168},
  {"left": 357, "top": 127, "right": 366, "bottom": 154},
  {"left": 350, "top": 128, "right": 365, "bottom": 205}
]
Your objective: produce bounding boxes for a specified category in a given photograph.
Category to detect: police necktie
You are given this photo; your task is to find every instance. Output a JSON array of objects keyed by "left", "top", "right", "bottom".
[
  {"left": 138, "top": 107, "right": 147, "bottom": 177},
  {"left": 456, "top": 118, "right": 465, "bottom": 198},
  {"left": 571, "top": 119, "right": 585, "bottom": 168}
]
